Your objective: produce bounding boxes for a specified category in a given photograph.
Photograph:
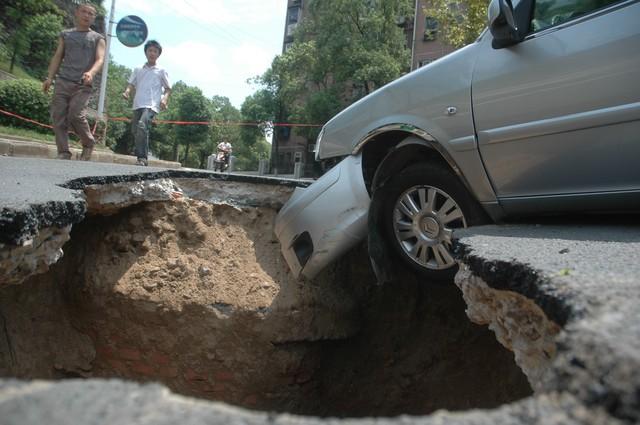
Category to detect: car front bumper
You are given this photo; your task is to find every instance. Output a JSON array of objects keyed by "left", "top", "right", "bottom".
[{"left": 274, "top": 154, "right": 371, "bottom": 280}]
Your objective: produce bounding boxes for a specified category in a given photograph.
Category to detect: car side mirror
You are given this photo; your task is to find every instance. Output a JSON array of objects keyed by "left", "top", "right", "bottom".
[{"left": 488, "top": 0, "right": 522, "bottom": 48}]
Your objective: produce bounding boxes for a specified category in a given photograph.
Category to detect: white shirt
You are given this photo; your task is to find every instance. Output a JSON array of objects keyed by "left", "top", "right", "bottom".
[
  {"left": 217, "top": 142, "right": 232, "bottom": 153},
  {"left": 128, "top": 63, "right": 170, "bottom": 113}
]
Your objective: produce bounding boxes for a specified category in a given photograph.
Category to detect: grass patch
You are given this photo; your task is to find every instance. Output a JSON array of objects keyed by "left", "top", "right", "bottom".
[
  {"left": 0, "top": 59, "right": 36, "bottom": 81},
  {"left": 0, "top": 125, "right": 111, "bottom": 151},
  {"left": 0, "top": 125, "right": 55, "bottom": 143}
]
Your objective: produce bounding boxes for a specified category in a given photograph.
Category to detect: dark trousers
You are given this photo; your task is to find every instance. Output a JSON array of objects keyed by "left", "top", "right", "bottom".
[
  {"left": 132, "top": 108, "right": 156, "bottom": 160},
  {"left": 51, "top": 78, "right": 95, "bottom": 154}
]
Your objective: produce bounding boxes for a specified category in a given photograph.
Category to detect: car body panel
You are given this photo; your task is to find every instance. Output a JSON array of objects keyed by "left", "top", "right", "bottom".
[
  {"left": 274, "top": 154, "right": 370, "bottom": 280},
  {"left": 316, "top": 43, "right": 480, "bottom": 161},
  {"left": 315, "top": 42, "right": 498, "bottom": 204},
  {"left": 473, "top": 1, "right": 640, "bottom": 200}
]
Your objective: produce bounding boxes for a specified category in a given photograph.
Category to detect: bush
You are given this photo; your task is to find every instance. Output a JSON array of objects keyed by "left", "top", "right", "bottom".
[{"left": 0, "top": 78, "right": 51, "bottom": 133}]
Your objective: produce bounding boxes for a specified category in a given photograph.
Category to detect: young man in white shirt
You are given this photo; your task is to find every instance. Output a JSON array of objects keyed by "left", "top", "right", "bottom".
[{"left": 122, "top": 40, "right": 171, "bottom": 166}]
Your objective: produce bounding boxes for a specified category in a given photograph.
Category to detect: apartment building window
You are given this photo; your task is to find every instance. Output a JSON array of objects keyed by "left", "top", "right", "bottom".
[
  {"left": 288, "top": 6, "right": 300, "bottom": 24},
  {"left": 423, "top": 17, "right": 439, "bottom": 41}
]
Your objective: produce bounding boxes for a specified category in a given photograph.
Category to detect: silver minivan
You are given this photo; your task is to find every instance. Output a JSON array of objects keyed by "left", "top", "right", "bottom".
[{"left": 275, "top": 0, "right": 640, "bottom": 282}]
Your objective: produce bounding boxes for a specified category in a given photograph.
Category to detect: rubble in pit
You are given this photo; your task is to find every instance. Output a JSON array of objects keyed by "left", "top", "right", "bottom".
[{"left": 0, "top": 225, "right": 71, "bottom": 287}]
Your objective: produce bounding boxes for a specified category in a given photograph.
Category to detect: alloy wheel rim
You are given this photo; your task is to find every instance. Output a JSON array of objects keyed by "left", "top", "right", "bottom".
[{"left": 392, "top": 185, "right": 467, "bottom": 270}]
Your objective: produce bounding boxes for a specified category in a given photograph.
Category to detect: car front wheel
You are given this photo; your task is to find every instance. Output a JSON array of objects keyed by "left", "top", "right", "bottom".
[{"left": 379, "top": 161, "right": 487, "bottom": 282}]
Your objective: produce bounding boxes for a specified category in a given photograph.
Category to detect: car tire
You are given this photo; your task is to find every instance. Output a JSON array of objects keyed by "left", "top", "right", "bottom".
[{"left": 378, "top": 160, "right": 488, "bottom": 282}]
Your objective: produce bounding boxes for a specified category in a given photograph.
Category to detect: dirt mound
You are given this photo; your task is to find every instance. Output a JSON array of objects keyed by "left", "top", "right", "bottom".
[{"left": 90, "top": 199, "right": 283, "bottom": 311}]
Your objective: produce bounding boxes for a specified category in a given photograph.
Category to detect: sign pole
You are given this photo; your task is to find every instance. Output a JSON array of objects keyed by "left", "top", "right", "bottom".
[{"left": 97, "top": 0, "right": 116, "bottom": 119}]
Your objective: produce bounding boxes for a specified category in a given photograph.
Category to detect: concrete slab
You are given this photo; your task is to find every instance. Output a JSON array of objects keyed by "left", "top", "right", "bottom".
[{"left": 453, "top": 223, "right": 640, "bottom": 424}]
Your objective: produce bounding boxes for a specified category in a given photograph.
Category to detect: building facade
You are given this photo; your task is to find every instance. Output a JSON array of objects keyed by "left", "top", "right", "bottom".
[
  {"left": 411, "top": 0, "right": 456, "bottom": 70},
  {"left": 274, "top": 0, "right": 312, "bottom": 176}
]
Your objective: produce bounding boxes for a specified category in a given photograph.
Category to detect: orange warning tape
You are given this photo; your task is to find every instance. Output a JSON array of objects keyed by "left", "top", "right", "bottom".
[
  {"left": 0, "top": 108, "right": 323, "bottom": 129},
  {"left": 109, "top": 116, "right": 323, "bottom": 127},
  {"left": 0, "top": 108, "right": 94, "bottom": 136},
  {"left": 0, "top": 108, "right": 54, "bottom": 130}
]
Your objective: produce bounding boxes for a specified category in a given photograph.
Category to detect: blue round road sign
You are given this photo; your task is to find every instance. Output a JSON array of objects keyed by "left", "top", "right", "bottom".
[{"left": 116, "top": 15, "right": 148, "bottom": 47}]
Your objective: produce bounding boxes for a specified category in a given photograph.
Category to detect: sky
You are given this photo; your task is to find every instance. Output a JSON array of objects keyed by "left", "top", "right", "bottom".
[{"left": 107, "top": 0, "right": 287, "bottom": 109}]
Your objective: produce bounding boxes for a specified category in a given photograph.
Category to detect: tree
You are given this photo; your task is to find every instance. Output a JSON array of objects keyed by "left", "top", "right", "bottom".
[
  {"left": 300, "top": 0, "right": 413, "bottom": 96},
  {"left": 1, "top": 0, "right": 62, "bottom": 72},
  {"left": 153, "top": 80, "right": 188, "bottom": 162},
  {"left": 21, "top": 13, "right": 64, "bottom": 78},
  {"left": 240, "top": 87, "right": 280, "bottom": 169},
  {"left": 104, "top": 60, "right": 132, "bottom": 152},
  {"left": 424, "top": 0, "right": 489, "bottom": 48},
  {"left": 199, "top": 95, "right": 241, "bottom": 169},
  {"left": 248, "top": 0, "right": 413, "bottom": 172},
  {"left": 49, "top": 0, "right": 105, "bottom": 29},
  {"left": 174, "top": 86, "right": 211, "bottom": 167}
]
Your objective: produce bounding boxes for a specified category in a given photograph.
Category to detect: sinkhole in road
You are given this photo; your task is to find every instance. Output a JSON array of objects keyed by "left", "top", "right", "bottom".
[{"left": 0, "top": 194, "right": 531, "bottom": 417}]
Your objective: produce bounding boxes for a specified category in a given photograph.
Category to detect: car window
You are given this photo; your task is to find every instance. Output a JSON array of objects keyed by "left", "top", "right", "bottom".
[{"left": 531, "top": 0, "right": 621, "bottom": 32}]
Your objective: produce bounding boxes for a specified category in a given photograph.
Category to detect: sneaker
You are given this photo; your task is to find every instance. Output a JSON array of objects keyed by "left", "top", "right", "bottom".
[
  {"left": 136, "top": 158, "right": 148, "bottom": 166},
  {"left": 57, "top": 152, "right": 72, "bottom": 160},
  {"left": 80, "top": 146, "right": 93, "bottom": 161}
]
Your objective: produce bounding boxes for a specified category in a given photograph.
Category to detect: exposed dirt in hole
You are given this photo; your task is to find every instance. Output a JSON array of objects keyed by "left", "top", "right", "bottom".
[{"left": 0, "top": 197, "right": 531, "bottom": 417}]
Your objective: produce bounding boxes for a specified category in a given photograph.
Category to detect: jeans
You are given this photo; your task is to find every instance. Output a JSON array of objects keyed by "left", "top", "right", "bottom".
[{"left": 132, "top": 108, "right": 156, "bottom": 160}]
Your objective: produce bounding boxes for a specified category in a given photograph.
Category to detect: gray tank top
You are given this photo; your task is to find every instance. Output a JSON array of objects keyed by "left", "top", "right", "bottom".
[{"left": 57, "top": 29, "right": 104, "bottom": 83}]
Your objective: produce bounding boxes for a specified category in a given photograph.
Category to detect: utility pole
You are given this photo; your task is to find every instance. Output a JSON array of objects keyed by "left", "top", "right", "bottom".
[{"left": 97, "top": 0, "right": 116, "bottom": 119}]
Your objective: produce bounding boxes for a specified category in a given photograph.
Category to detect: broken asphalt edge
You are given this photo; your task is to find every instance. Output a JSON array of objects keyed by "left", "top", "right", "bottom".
[
  {"left": 0, "top": 171, "right": 310, "bottom": 246},
  {"left": 452, "top": 227, "right": 640, "bottom": 424},
  {"left": 452, "top": 240, "right": 573, "bottom": 327}
]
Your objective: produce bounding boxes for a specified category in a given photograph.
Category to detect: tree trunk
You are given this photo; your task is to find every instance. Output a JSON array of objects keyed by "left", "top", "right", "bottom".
[
  {"left": 9, "top": 46, "right": 18, "bottom": 73},
  {"left": 183, "top": 143, "right": 191, "bottom": 164},
  {"left": 172, "top": 139, "right": 179, "bottom": 162}
]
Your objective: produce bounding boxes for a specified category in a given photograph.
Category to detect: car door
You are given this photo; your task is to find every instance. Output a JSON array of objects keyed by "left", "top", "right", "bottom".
[{"left": 471, "top": 0, "right": 640, "bottom": 214}]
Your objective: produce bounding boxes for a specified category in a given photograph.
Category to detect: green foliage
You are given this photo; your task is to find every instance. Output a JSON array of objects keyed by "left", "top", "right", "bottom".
[
  {"left": 301, "top": 0, "right": 413, "bottom": 95},
  {"left": 1, "top": 0, "right": 63, "bottom": 73},
  {"left": 173, "top": 86, "right": 212, "bottom": 167},
  {"left": 204, "top": 95, "right": 242, "bottom": 169},
  {"left": 240, "top": 88, "right": 281, "bottom": 169},
  {"left": 248, "top": 0, "right": 413, "bottom": 170},
  {"left": 104, "top": 60, "right": 132, "bottom": 151},
  {"left": 240, "top": 89, "right": 277, "bottom": 140},
  {"left": 424, "top": 0, "right": 489, "bottom": 48},
  {"left": 151, "top": 81, "right": 189, "bottom": 162},
  {"left": 21, "top": 13, "right": 64, "bottom": 78},
  {"left": 0, "top": 79, "right": 52, "bottom": 133},
  {"left": 234, "top": 135, "right": 270, "bottom": 171}
]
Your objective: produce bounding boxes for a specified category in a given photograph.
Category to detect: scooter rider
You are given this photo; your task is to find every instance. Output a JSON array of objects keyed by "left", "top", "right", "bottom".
[
  {"left": 215, "top": 140, "right": 232, "bottom": 171},
  {"left": 217, "top": 140, "right": 232, "bottom": 161},
  {"left": 217, "top": 140, "right": 232, "bottom": 156}
]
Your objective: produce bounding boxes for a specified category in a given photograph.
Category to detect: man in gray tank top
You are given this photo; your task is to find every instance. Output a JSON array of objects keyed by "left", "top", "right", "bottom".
[{"left": 43, "top": 3, "right": 105, "bottom": 161}]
